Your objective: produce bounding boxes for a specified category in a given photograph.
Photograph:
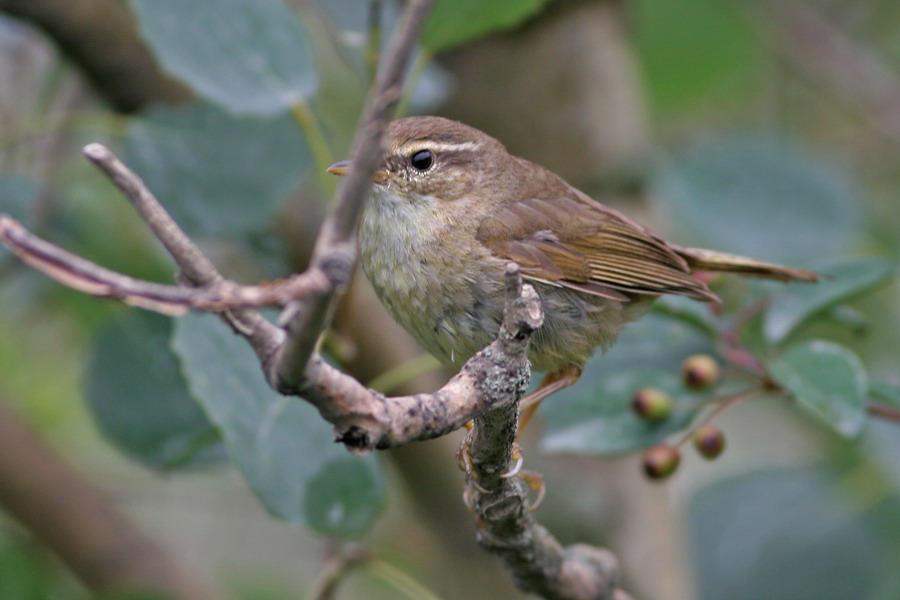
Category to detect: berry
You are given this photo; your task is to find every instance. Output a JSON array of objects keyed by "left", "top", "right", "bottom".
[
  {"left": 681, "top": 354, "right": 720, "bottom": 390},
  {"left": 642, "top": 444, "right": 681, "bottom": 480},
  {"left": 693, "top": 425, "right": 726, "bottom": 459},
  {"left": 631, "top": 387, "right": 673, "bottom": 422}
]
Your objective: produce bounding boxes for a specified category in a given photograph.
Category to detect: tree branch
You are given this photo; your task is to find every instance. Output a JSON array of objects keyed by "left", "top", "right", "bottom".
[
  {"left": 271, "top": 0, "right": 434, "bottom": 389},
  {"left": 0, "top": 396, "right": 212, "bottom": 600},
  {"left": 464, "top": 351, "right": 631, "bottom": 598},
  {"left": 0, "top": 0, "right": 192, "bottom": 112}
]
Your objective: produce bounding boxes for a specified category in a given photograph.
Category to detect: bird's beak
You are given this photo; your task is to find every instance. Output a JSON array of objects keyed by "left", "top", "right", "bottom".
[{"left": 326, "top": 160, "right": 389, "bottom": 184}]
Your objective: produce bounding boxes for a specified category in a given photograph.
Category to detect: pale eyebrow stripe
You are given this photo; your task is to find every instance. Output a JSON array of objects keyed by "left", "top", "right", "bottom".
[{"left": 392, "top": 140, "right": 482, "bottom": 155}]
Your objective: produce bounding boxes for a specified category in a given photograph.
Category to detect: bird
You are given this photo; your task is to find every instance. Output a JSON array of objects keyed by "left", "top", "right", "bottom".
[{"left": 328, "top": 116, "right": 817, "bottom": 416}]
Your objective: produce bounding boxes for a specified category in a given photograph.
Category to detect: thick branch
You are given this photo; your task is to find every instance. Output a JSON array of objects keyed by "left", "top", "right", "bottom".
[
  {"left": 463, "top": 272, "right": 634, "bottom": 599},
  {"left": 0, "top": 0, "right": 191, "bottom": 112},
  {"left": 0, "top": 397, "right": 211, "bottom": 600},
  {"left": 466, "top": 403, "right": 630, "bottom": 600},
  {"left": 298, "top": 265, "right": 541, "bottom": 453}
]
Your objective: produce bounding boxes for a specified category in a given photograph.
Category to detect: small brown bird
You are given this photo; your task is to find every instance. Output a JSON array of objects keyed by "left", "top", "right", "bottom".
[{"left": 329, "top": 116, "right": 816, "bottom": 411}]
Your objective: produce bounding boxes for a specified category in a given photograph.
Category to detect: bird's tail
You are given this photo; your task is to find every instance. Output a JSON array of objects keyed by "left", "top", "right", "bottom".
[{"left": 674, "top": 246, "right": 819, "bottom": 282}]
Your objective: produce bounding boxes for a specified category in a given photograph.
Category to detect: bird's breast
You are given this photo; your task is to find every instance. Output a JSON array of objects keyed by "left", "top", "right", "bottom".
[{"left": 358, "top": 191, "right": 506, "bottom": 367}]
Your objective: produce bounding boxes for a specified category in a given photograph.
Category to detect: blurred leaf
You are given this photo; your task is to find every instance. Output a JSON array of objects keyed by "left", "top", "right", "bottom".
[
  {"left": 821, "top": 305, "right": 870, "bottom": 336},
  {"left": 652, "top": 295, "right": 718, "bottom": 336},
  {"left": 655, "top": 133, "right": 863, "bottom": 265},
  {"left": 634, "top": 0, "right": 763, "bottom": 113},
  {"left": 0, "top": 174, "right": 40, "bottom": 227},
  {"left": 299, "top": 2, "right": 369, "bottom": 153},
  {"left": 171, "top": 313, "right": 386, "bottom": 536},
  {"left": 763, "top": 259, "right": 895, "bottom": 345},
  {"left": 539, "top": 369, "right": 698, "bottom": 455},
  {"left": 406, "top": 59, "right": 453, "bottom": 114},
  {"left": 85, "top": 311, "right": 225, "bottom": 469},
  {"left": 540, "top": 313, "right": 712, "bottom": 454},
  {"left": 316, "top": 0, "right": 396, "bottom": 34},
  {"left": 131, "top": 0, "right": 317, "bottom": 114},
  {"left": 421, "top": 0, "right": 549, "bottom": 51},
  {"left": 768, "top": 340, "right": 868, "bottom": 438},
  {"left": 123, "top": 102, "right": 311, "bottom": 236},
  {"left": 690, "top": 468, "right": 883, "bottom": 600},
  {"left": 312, "top": 1, "right": 449, "bottom": 115}
]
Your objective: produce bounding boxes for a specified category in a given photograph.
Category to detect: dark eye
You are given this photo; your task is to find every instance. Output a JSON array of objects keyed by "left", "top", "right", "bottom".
[{"left": 410, "top": 149, "right": 434, "bottom": 171}]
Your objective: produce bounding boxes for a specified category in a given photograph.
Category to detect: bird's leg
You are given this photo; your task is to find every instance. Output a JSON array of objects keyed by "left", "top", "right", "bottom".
[{"left": 517, "top": 366, "right": 582, "bottom": 433}]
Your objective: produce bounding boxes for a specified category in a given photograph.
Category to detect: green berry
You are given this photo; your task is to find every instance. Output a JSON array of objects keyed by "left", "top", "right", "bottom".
[{"left": 632, "top": 387, "right": 673, "bottom": 422}]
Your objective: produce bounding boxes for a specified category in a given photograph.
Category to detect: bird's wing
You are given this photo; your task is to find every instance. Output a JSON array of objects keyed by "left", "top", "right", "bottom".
[{"left": 476, "top": 196, "right": 717, "bottom": 302}]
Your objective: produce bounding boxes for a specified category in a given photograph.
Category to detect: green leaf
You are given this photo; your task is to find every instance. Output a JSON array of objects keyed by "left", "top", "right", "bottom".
[
  {"left": 655, "top": 133, "right": 863, "bottom": 265},
  {"left": 122, "top": 102, "right": 311, "bottom": 236},
  {"left": 131, "top": 0, "right": 317, "bottom": 114},
  {"left": 652, "top": 295, "right": 718, "bottom": 336},
  {"left": 764, "top": 258, "right": 895, "bottom": 345},
  {"left": 85, "top": 311, "right": 225, "bottom": 469},
  {"left": 539, "top": 369, "right": 698, "bottom": 455},
  {"left": 768, "top": 340, "right": 868, "bottom": 438},
  {"left": 421, "top": 0, "right": 550, "bottom": 51},
  {"left": 171, "top": 313, "right": 386, "bottom": 536},
  {"left": 539, "top": 314, "right": 712, "bottom": 455},
  {"left": 690, "top": 468, "right": 883, "bottom": 600}
]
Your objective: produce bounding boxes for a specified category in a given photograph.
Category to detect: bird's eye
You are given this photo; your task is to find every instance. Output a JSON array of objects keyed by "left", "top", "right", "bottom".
[{"left": 410, "top": 149, "right": 434, "bottom": 171}]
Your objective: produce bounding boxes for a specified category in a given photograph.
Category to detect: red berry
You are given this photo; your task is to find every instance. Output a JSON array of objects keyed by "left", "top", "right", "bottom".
[
  {"left": 642, "top": 444, "right": 681, "bottom": 480},
  {"left": 682, "top": 354, "right": 720, "bottom": 390},
  {"left": 693, "top": 425, "right": 726, "bottom": 459}
]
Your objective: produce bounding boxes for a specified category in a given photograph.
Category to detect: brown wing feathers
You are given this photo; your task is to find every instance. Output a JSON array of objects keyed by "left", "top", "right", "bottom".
[{"left": 478, "top": 198, "right": 718, "bottom": 302}]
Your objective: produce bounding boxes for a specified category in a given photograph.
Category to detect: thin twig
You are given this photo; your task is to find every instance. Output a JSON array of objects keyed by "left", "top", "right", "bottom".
[
  {"left": 272, "top": 0, "right": 436, "bottom": 390},
  {"left": 83, "top": 143, "right": 220, "bottom": 286},
  {"left": 868, "top": 402, "right": 900, "bottom": 424},
  {"left": 82, "top": 143, "right": 285, "bottom": 367},
  {"left": 307, "top": 544, "right": 371, "bottom": 600},
  {"left": 0, "top": 215, "right": 332, "bottom": 314},
  {"left": 674, "top": 387, "right": 761, "bottom": 448}
]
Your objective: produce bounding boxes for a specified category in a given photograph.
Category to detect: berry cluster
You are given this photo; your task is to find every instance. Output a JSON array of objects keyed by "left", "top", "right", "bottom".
[{"left": 632, "top": 354, "right": 729, "bottom": 480}]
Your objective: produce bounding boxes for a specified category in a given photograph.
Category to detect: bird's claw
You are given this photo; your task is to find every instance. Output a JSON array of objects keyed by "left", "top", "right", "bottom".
[
  {"left": 518, "top": 469, "right": 546, "bottom": 512},
  {"left": 500, "top": 443, "right": 524, "bottom": 478}
]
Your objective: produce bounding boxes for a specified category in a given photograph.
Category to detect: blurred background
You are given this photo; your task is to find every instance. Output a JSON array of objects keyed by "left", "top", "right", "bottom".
[{"left": 0, "top": 0, "right": 898, "bottom": 599}]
